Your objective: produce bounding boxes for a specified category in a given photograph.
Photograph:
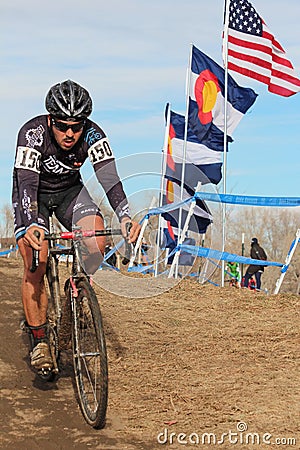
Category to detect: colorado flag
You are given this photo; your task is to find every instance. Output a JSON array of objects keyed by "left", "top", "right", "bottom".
[
  {"left": 189, "top": 46, "right": 257, "bottom": 152},
  {"left": 166, "top": 108, "right": 223, "bottom": 187}
]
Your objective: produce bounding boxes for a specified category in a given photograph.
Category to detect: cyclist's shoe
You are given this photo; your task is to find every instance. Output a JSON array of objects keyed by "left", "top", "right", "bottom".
[
  {"left": 20, "top": 319, "right": 28, "bottom": 332},
  {"left": 30, "top": 342, "right": 53, "bottom": 370}
]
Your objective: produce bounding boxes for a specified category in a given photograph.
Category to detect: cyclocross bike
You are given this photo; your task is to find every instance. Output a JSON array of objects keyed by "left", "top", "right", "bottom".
[{"left": 22, "top": 211, "right": 132, "bottom": 429}]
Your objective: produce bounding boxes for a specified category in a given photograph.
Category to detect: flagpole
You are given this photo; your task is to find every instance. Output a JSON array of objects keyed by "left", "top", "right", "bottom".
[
  {"left": 169, "top": 182, "right": 202, "bottom": 278},
  {"left": 175, "top": 43, "right": 193, "bottom": 279},
  {"left": 221, "top": 0, "right": 230, "bottom": 287},
  {"left": 154, "top": 103, "right": 171, "bottom": 277},
  {"left": 129, "top": 196, "right": 156, "bottom": 268},
  {"left": 274, "top": 228, "right": 300, "bottom": 294}
]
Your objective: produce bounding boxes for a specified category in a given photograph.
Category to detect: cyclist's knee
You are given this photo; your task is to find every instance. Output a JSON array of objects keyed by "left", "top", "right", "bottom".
[
  {"left": 76, "top": 214, "right": 106, "bottom": 255},
  {"left": 82, "top": 252, "right": 103, "bottom": 275},
  {"left": 95, "top": 237, "right": 106, "bottom": 255}
]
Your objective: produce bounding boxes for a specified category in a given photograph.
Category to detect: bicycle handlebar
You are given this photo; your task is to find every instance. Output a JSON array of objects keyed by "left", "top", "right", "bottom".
[
  {"left": 30, "top": 227, "right": 132, "bottom": 272},
  {"left": 123, "top": 222, "right": 133, "bottom": 264},
  {"left": 44, "top": 228, "right": 124, "bottom": 241}
]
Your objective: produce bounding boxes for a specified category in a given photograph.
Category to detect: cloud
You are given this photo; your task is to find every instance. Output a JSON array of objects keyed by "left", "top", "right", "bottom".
[{"left": 1, "top": 0, "right": 300, "bottom": 207}]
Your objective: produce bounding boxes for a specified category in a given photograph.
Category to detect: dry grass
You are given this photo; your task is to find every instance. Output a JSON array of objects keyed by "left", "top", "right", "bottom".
[{"left": 0, "top": 257, "right": 299, "bottom": 449}]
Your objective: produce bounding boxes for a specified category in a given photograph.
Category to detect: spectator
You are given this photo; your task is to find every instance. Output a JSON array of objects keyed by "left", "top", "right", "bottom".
[
  {"left": 244, "top": 238, "right": 267, "bottom": 290},
  {"left": 140, "top": 240, "right": 150, "bottom": 265},
  {"left": 225, "top": 261, "right": 241, "bottom": 288}
]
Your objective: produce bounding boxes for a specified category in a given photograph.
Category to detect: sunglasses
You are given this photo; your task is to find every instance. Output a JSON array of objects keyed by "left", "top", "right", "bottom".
[{"left": 51, "top": 117, "right": 85, "bottom": 133}]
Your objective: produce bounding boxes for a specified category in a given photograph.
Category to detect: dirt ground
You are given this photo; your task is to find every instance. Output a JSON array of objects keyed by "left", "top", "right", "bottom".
[{"left": 0, "top": 257, "right": 299, "bottom": 450}]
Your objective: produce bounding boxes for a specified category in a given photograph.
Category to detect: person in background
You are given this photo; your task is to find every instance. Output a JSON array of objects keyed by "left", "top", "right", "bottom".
[
  {"left": 225, "top": 261, "right": 241, "bottom": 288},
  {"left": 140, "top": 239, "right": 150, "bottom": 265},
  {"left": 243, "top": 237, "right": 267, "bottom": 290}
]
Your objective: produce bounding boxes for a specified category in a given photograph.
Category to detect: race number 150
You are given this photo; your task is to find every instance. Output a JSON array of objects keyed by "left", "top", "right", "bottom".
[
  {"left": 88, "top": 138, "right": 114, "bottom": 164},
  {"left": 15, "top": 146, "right": 41, "bottom": 173}
]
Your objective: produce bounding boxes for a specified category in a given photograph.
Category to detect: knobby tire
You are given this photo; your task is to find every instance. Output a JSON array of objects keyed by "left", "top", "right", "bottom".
[
  {"left": 71, "top": 278, "right": 108, "bottom": 429},
  {"left": 34, "top": 255, "right": 62, "bottom": 382}
]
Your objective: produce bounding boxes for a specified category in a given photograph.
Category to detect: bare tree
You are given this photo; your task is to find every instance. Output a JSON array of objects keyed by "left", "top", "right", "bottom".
[
  {"left": 224, "top": 206, "right": 299, "bottom": 293},
  {"left": 0, "top": 204, "right": 14, "bottom": 240}
]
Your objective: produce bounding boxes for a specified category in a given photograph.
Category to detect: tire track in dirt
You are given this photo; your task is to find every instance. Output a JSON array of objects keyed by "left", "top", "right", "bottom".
[
  {"left": 1, "top": 258, "right": 299, "bottom": 449},
  {"left": 0, "top": 261, "right": 150, "bottom": 450}
]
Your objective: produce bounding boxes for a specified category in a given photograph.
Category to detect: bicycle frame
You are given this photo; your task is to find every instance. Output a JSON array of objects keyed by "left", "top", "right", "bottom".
[
  {"left": 45, "top": 226, "right": 124, "bottom": 317},
  {"left": 44, "top": 224, "right": 124, "bottom": 351},
  {"left": 27, "top": 218, "right": 130, "bottom": 427}
]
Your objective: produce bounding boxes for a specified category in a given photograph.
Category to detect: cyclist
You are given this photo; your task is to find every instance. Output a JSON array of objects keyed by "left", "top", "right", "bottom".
[{"left": 12, "top": 80, "right": 140, "bottom": 371}]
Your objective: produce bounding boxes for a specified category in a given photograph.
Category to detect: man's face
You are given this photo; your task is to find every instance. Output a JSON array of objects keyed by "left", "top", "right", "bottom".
[{"left": 48, "top": 116, "right": 85, "bottom": 151}]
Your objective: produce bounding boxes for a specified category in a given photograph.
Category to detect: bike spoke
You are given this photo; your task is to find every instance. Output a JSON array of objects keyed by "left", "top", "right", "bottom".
[
  {"left": 72, "top": 279, "right": 108, "bottom": 428},
  {"left": 81, "top": 355, "right": 100, "bottom": 410}
]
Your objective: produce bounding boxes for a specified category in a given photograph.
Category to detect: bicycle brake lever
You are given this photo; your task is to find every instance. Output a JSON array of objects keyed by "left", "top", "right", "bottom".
[
  {"left": 125, "top": 221, "right": 132, "bottom": 236},
  {"left": 29, "top": 230, "right": 41, "bottom": 273},
  {"left": 122, "top": 222, "right": 134, "bottom": 265}
]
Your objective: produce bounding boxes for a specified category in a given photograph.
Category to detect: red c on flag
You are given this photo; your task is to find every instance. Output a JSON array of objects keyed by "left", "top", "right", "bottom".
[
  {"left": 166, "top": 179, "right": 174, "bottom": 204},
  {"left": 194, "top": 69, "right": 220, "bottom": 125},
  {"left": 167, "top": 124, "right": 176, "bottom": 172}
]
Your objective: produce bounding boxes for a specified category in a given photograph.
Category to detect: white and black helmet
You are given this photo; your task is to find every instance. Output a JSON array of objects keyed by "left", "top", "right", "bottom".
[{"left": 45, "top": 79, "right": 93, "bottom": 120}]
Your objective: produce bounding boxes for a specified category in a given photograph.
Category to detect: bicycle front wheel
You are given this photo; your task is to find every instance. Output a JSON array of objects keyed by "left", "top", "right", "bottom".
[{"left": 71, "top": 278, "right": 108, "bottom": 429}]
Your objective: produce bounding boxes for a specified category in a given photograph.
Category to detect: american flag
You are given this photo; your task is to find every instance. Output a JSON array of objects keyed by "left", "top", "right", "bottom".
[{"left": 224, "top": 0, "right": 300, "bottom": 97}]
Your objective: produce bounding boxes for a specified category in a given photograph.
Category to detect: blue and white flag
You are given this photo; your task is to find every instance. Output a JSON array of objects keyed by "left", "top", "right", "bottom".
[
  {"left": 162, "top": 176, "right": 212, "bottom": 235},
  {"left": 189, "top": 46, "right": 258, "bottom": 151},
  {"left": 167, "top": 108, "right": 223, "bottom": 186}
]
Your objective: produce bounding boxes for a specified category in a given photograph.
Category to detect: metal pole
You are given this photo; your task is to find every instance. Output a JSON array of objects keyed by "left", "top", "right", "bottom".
[
  {"left": 154, "top": 104, "right": 171, "bottom": 277},
  {"left": 169, "top": 182, "right": 202, "bottom": 278},
  {"left": 175, "top": 43, "right": 193, "bottom": 279},
  {"left": 274, "top": 229, "right": 300, "bottom": 294},
  {"left": 221, "top": 0, "right": 231, "bottom": 287},
  {"left": 241, "top": 232, "right": 245, "bottom": 279}
]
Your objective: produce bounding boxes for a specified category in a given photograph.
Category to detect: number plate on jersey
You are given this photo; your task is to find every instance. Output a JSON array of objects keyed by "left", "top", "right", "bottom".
[
  {"left": 15, "top": 146, "right": 41, "bottom": 173},
  {"left": 88, "top": 138, "right": 114, "bottom": 164}
]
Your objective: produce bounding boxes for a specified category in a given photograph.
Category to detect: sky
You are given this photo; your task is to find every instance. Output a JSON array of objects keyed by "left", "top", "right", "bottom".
[{"left": 1, "top": 0, "right": 300, "bottom": 217}]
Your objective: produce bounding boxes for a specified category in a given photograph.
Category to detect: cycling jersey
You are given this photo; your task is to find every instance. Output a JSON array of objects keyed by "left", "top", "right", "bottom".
[{"left": 12, "top": 115, "right": 130, "bottom": 237}]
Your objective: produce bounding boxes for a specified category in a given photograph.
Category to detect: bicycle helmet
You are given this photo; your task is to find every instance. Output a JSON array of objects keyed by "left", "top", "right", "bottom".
[{"left": 45, "top": 79, "right": 93, "bottom": 120}]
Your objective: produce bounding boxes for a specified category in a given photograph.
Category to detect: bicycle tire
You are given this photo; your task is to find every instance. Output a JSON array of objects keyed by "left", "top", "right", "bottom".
[
  {"left": 71, "top": 278, "right": 108, "bottom": 429},
  {"left": 58, "top": 279, "right": 72, "bottom": 351},
  {"left": 42, "top": 254, "right": 61, "bottom": 380},
  {"left": 46, "top": 255, "right": 61, "bottom": 327}
]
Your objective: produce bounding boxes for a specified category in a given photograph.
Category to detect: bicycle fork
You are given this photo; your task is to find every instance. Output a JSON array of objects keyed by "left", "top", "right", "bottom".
[{"left": 70, "top": 282, "right": 80, "bottom": 362}]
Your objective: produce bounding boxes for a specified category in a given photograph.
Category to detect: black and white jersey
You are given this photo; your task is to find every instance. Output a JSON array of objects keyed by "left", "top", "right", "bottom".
[{"left": 12, "top": 115, "right": 129, "bottom": 231}]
